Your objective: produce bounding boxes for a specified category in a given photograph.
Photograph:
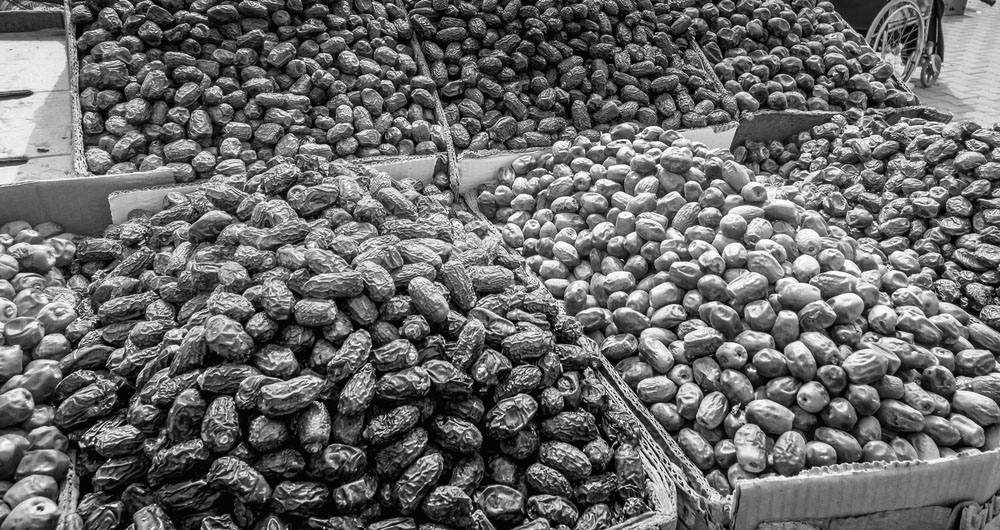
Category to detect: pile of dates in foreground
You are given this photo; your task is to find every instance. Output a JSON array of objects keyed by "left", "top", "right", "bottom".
[
  {"left": 477, "top": 123, "right": 1000, "bottom": 495},
  {"left": 51, "top": 158, "right": 658, "bottom": 530}
]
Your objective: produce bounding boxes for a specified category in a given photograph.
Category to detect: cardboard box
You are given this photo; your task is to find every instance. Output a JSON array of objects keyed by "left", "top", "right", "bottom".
[
  {"left": 944, "top": 0, "right": 968, "bottom": 16},
  {"left": 0, "top": 3, "right": 460, "bottom": 236},
  {"left": 719, "top": 9, "right": 939, "bottom": 153},
  {"left": 0, "top": 10, "right": 176, "bottom": 235},
  {"left": 57, "top": 452, "right": 80, "bottom": 530},
  {"left": 447, "top": 32, "right": 742, "bottom": 195}
]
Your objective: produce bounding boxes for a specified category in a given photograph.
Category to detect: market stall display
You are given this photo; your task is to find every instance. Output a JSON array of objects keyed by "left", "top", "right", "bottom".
[
  {"left": 51, "top": 159, "right": 676, "bottom": 530},
  {"left": 6, "top": 0, "right": 1000, "bottom": 527},
  {"left": 69, "top": 0, "right": 451, "bottom": 178},
  {"left": 408, "top": 0, "right": 737, "bottom": 152},
  {"left": 474, "top": 123, "right": 1000, "bottom": 500}
]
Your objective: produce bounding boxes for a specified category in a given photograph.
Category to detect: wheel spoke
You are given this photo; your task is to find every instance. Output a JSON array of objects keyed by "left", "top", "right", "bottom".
[{"left": 866, "top": 2, "right": 924, "bottom": 82}]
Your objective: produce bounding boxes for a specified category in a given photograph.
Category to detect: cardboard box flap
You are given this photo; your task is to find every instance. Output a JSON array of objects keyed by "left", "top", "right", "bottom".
[
  {"left": 0, "top": 168, "right": 174, "bottom": 236},
  {"left": 684, "top": 121, "right": 738, "bottom": 149},
  {"left": 360, "top": 154, "right": 440, "bottom": 184},
  {"left": 732, "top": 451, "right": 1000, "bottom": 530},
  {"left": 109, "top": 183, "right": 200, "bottom": 225},
  {"left": 731, "top": 107, "right": 952, "bottom": 150},
  {"left": 458, "top": 148, "right": 546, "bottom": 193}
]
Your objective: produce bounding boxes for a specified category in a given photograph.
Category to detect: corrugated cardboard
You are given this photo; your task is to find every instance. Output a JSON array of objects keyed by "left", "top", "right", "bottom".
[{"left": 732, "top": 453, "right": 1000, "bottom": 530}]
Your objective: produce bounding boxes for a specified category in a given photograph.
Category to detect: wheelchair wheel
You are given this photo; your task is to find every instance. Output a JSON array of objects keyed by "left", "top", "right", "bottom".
[
  {"left": 920, "top": 53, "right": 942, "bottom": 87},
  {"left": 865, "top": 0, "right": 926, "bottom": 82}
]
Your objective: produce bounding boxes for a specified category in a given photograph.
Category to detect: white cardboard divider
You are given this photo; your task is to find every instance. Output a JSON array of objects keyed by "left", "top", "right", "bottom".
[
  {"left": 361, "top": 154, "right": 440, "bottom": 184},
  {"left": 108, "top": 184, "right": 201, "bottom": 225}
]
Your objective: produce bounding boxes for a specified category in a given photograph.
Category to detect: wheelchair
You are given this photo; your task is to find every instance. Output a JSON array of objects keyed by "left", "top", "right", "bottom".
[{"left": 833, "top": 0, "right": 944, "bottom": 87}]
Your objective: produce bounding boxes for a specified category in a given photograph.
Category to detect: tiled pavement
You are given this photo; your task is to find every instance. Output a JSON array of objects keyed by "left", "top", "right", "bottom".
[{"left": 909, "top": 3, "right": 1000, "bottom": 125}]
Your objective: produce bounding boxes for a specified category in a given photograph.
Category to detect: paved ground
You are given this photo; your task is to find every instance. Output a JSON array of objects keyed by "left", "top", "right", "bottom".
[{"left": 909, "top": 2, "right": 1000, "bottom": 125}]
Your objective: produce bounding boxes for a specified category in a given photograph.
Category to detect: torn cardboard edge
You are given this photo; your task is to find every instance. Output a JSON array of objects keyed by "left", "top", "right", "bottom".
[
  {"left": 359, "top": 153, "right": 445, "bottom": 184},
  {"left": 960, "top": 490, "right": 1000, "bottom": 530},
  {"left": 56, "top": 450, "right": 78, "bottom": 530}
]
